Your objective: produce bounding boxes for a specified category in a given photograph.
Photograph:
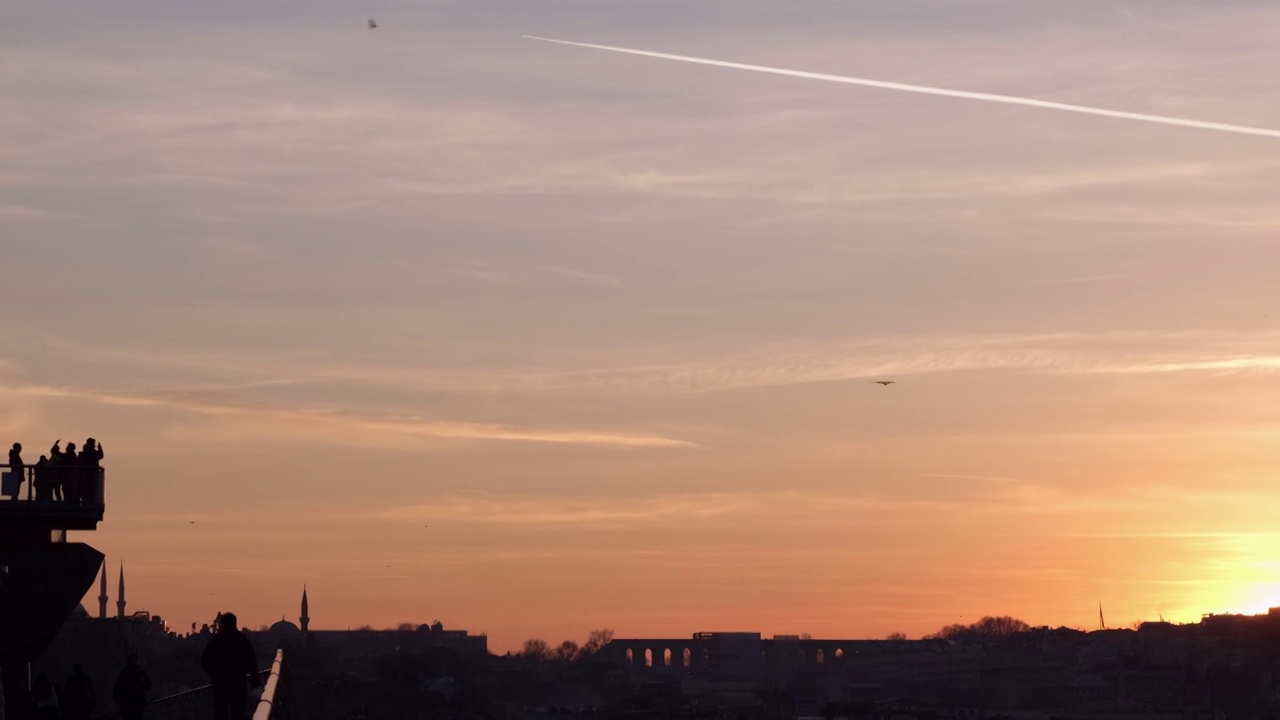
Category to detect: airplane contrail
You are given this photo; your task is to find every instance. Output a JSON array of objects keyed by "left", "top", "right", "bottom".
[{"left": 523, "top": 35, "right": 1280, "bottom": 140}]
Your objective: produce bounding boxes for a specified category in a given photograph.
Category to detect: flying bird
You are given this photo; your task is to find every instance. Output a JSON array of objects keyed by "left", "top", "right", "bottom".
[
  {"left": 873, "top": 381, "right": 895, "bottom": 386},
  {"left": 368, "top": 18, "right": 377, "bottom": 29}
]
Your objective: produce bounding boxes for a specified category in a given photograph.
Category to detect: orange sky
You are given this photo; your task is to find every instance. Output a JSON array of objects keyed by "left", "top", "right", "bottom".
[{"left": 5, "top": 1, "right": 1280, "bottom": 653}]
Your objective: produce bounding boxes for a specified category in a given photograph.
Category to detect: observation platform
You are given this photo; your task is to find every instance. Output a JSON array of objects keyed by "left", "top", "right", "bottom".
[{"left": 0, "top": 466, "right": 105, "bottom": 540}]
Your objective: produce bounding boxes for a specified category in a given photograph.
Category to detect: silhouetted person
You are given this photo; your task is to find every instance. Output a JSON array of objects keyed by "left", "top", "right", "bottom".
[
  {"left": 113, "top": 654, "right": 150, "bottom": 720},
  {"left": 61, "top": 442, "right": 78, "bottom": 504},
  {"left": 80, "top": 439, "right": 103, "bottom": 503},
  {"left": 32, "top": 456, "right": 52, "bottom": 502},
  {"left": 201, "top": 612, "right": 260, "bottom": 720},
  {"left": 62, "top": 665, "right": 95, "bottom": 720},
  {"left": 49, "top": 440, "right": 69, "bottom": 503},
  {"left": 30, "top": 673, "right": 59, "bottom": 720},
  {"left": 4, "top": 443, "right": 23, "bottom": 501}
]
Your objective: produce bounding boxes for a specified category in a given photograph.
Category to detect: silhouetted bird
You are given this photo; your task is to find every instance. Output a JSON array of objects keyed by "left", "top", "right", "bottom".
[
  {"left": 873, "top": 381, "right": 895, "bottom": 385},
  {"left": 368, "top": 18, "right": 377, "bottom": 29}
]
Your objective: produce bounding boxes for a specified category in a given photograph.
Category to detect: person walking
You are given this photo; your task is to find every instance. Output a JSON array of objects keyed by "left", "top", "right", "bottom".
[
  {"left": 113, "top": 654, "right": 151, "bottom": 720},
  {"left": 201, "top": 612, "right": 260, "bottom": 720},
  {"left": 61, "top": 665, "right": 96, "bottom": 720}
]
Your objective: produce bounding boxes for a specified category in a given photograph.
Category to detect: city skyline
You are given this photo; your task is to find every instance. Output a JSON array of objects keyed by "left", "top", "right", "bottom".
[{"left": 6, "top": 0, "right": 1280, "bottom": 655}]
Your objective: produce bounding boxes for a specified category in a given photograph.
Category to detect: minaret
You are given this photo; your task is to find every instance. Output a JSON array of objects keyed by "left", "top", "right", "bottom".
[
  {"left": 300, "top": 585, "right": 310, "bottom": 635},
  {"left": 116, "top": 563, "right": 126, "bottom": 619},
  {"left": 98, "top": 561, "right": 108, "bottom": 619}
]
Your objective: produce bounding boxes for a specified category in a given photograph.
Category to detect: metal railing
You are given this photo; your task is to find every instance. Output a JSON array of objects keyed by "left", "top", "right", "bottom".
[
  {"left": 0, "top": 464, "right": 104, "bottom": 506},
  {"left": 91, "top": 650, "right": 292, "bottom": 720},
  {"left": 252, "top": 650, "right": 293, "bottom": 720}
]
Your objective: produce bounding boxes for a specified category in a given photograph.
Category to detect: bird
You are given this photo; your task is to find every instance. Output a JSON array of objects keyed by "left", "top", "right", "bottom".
[
  {"left": 873, "top": 381, "right": 895, "bottom": 386},
  {"left": 368, "top": 18, "right": 377, "bottom": 29}
]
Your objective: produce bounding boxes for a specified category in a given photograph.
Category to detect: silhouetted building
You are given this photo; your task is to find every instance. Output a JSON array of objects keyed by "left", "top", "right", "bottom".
[{"left": 98, "top": 562, "right": 108, "bottom": 619}]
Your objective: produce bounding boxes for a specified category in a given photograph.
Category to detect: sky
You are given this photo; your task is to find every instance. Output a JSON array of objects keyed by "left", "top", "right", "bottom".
[{"left": 5, "top": 0, "right": 1280, "bottom": 652}]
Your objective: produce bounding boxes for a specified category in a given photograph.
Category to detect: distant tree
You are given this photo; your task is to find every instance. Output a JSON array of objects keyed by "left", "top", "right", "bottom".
[
  {"left": 971, "top": 616, "right": 1031, "bottom": 637},
  {"left": 553, "top": 640, "right": 580, "bottom": 662},
  {"left": 356, "top": 624, "right": 375, "bottom": 632},
  {"left": 925, "top": 616, "right": 1029, "bottom": 642},
  {"left": 885, "top": 632, "right": 908, "bottom": 641},
  {"left": 925, "top": 623, "right": 970, "bottom": 641},
  {"left": 521, "top": 638, "right": 551, "bottom": 662},
  {"left": 395, "top": 622, "right": 416, "bottom": 632},
  {"left": 580, "top": 628, "right": 615, "bottom": 656}
]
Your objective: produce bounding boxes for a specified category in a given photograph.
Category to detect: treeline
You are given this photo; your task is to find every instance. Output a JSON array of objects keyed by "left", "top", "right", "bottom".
[{"left": 518, "top": 628, "right": 614, "bottom": 662}]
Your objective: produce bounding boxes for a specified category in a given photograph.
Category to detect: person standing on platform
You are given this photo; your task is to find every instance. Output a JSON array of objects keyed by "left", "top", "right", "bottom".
[
  {"left": 201, "top": 612, "right": 261, "bottom": 720},
  {"left": 4, "top": 443, "right": 23, "bottom": 500},
  {"left": 79, "top": 438, "right": 103, "bottom": 503}
]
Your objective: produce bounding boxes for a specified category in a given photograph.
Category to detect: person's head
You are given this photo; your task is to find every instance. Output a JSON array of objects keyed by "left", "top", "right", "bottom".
[
  {"left": 11, "top": 443, "right": 20, "bottom": 452},
  {"left": 85, "top": 438, "right": 96, "bottom": 450},
  {"left": 127, "top": 653, "right": 139, "bottom": 667},
  {"left": 66, "top": 442, "right": 76, "bottom": 452},
  {"left": 220, "top": 612, "right": 238, "bottom": 632}
]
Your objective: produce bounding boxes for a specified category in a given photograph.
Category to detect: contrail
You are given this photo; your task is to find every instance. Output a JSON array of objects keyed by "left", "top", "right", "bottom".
[{"left": 524, "top": 35, "right": 1280, "bottom": 139}]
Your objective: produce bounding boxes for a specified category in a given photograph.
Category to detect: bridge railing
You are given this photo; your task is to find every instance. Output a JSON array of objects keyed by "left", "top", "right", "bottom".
[
  {"left": 252, "top": 650, "right": 294, "bottom": 720},
  {"left": 91, "top": 650, "right": 292, "bottom": 720}
]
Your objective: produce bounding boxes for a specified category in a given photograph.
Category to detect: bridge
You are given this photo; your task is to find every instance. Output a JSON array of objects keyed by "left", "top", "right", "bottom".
[{"left": 89, "top": 650, "right": 295, "bottom": 720}]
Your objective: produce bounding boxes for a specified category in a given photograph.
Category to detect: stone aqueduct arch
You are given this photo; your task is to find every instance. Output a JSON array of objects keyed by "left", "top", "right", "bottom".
[{"left": 609, "top": 638, "right": 893, "bottom": 673}]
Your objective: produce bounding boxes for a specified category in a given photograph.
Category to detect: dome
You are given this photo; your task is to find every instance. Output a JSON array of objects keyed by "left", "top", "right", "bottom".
[{"left": 268, "top": 619, "right": 301, "bottom": 634}]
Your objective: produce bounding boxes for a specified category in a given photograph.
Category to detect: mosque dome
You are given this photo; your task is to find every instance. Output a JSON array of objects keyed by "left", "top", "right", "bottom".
[{"left": 268, "top": 619, "right": 301, "bottom": 634}]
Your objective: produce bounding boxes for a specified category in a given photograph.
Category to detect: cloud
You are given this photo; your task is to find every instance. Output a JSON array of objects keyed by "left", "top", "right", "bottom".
[
  {"left": 377, "top": 481, "right": 1164, "bottom": 529},
  {"left": 0, "top": 203, "right": 62, "bottom": 221},
  {"left": 0, "top": 383, "right": 697, "bottom": 450},
  {"left": 511, "top": 331, "right": 1280, "bottom": 394},
  {"left": 17, "top": 329, "right": 1280, "bottom": 405},
  {"left": 922, "top": 473, "right": 1025, "bottom": 484},
  {"left": 540, "top": 266, "right": 625, "bottom": 288}
]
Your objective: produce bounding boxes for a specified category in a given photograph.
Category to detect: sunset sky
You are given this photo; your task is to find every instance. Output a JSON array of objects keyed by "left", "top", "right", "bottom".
[{"left": 6, "top": 0, "right": 1280, "bottom": 652}]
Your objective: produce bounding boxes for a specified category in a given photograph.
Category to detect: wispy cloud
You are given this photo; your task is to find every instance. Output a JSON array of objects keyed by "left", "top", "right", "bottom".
[
  {"left": 540, "top": 266, "right": 625, "bottom": 288},
  {"left": 922, "top": 473, "right": 1025, "bottom": 484},
  {"left": 512, "top": 331, "right": 1280, "bottom": 394},
  {"left": 0, "top": 383, "right": 697, "bottom": 450},
  {"left": 16, "top": 329, "right": 1280, "bottom": 402}
]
